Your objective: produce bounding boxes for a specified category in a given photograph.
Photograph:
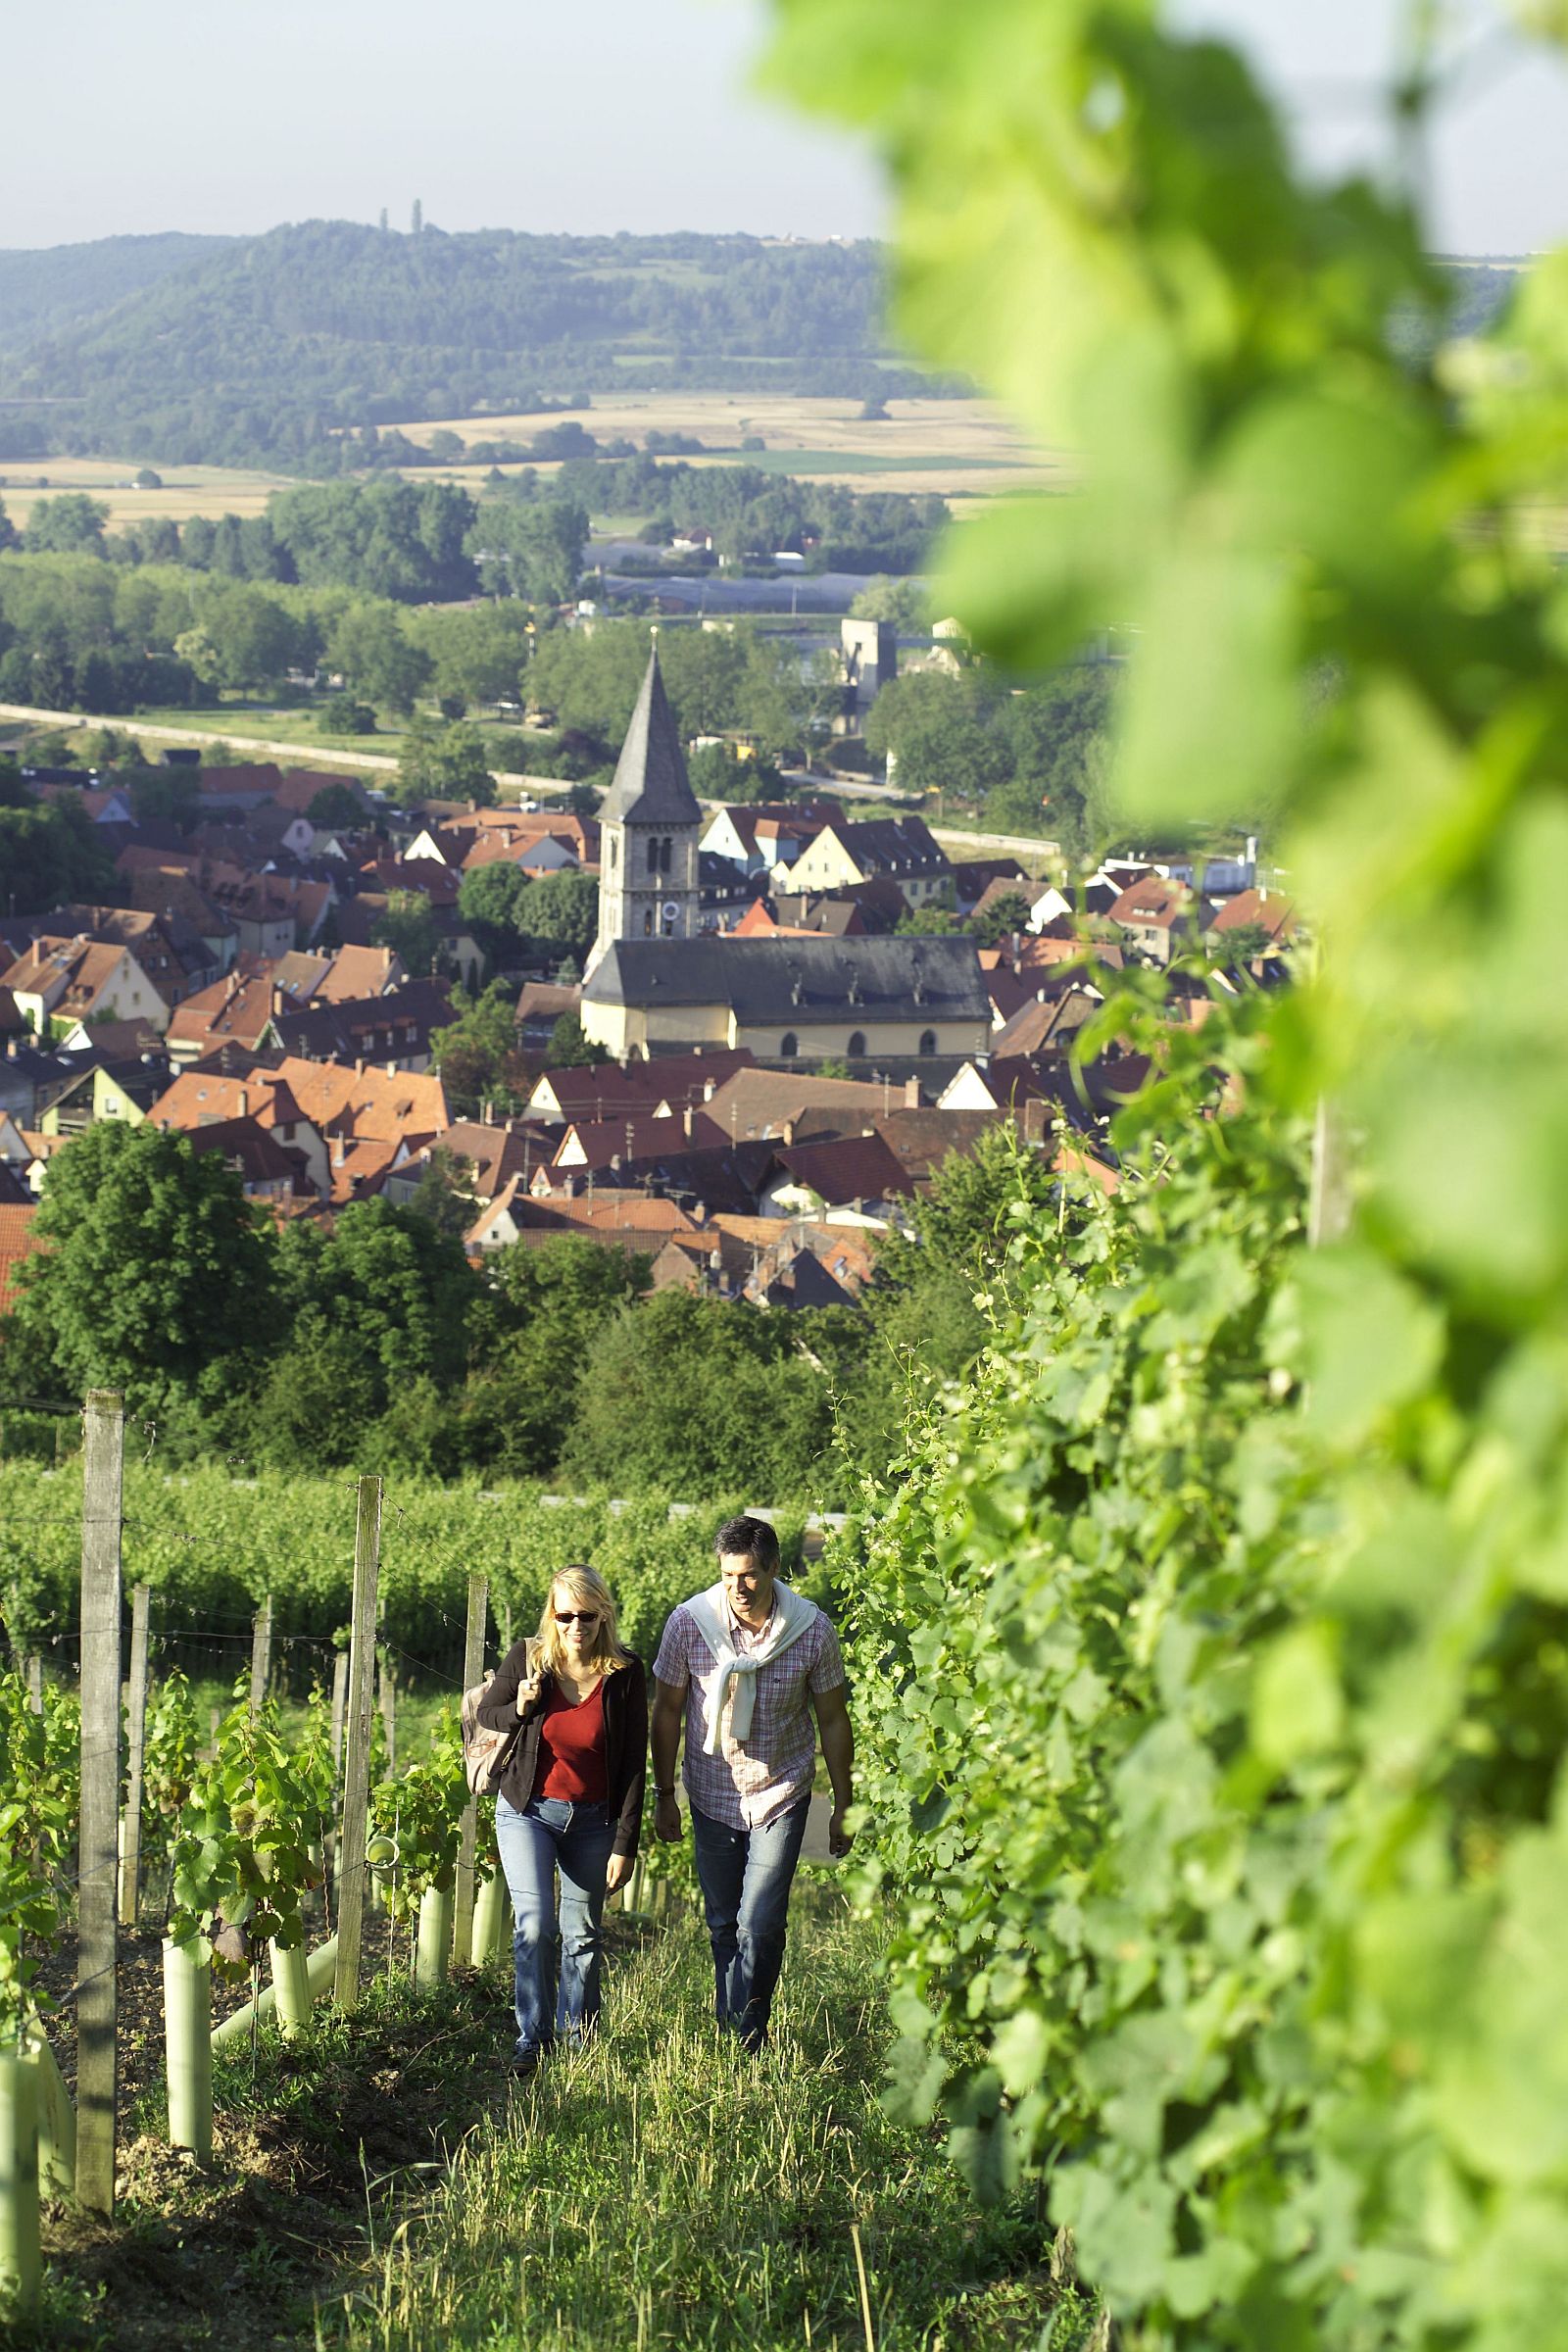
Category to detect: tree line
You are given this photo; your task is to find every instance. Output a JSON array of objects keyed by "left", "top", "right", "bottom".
[
  {"left": 0, "top": 1120, "right": 1054, "bottom": 1501},
  {"left": 0, "top": 221, "right": 949, "bottom": 470}
]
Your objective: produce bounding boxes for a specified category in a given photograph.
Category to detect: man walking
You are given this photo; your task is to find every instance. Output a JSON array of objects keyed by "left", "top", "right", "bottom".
[{"left": 652, "top": 1514, "right": 854, "bottom": 2050}]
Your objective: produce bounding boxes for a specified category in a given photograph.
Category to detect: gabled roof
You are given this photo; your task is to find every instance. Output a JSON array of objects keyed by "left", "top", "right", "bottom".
[
  {"left": 1109, "top": 874, "right": 1191, "bottom": 929},
  {"left": 599, "top": 650, "right": 702, "bottom": 828},
  {"left": 0, "top": 1202, "right": 39, "bottom": 1314},
  {"left": 168, "top": 972, "right": 278, "bottom": 1053},
  {"left": 1208, "top": 887, "right": 1297, "bottom": 941},
  {"left": 765, "top": 1132, "right": 916, "bottom": 1207},
  {"left": 270, "top": 978, "right": 455, "bottom": 1066},
  {"left": 585, "top": 935, "right": 989, "bottom": 1027},
  {"left": 553, "top": 1108, "right": 729, "bottom": 1171}
]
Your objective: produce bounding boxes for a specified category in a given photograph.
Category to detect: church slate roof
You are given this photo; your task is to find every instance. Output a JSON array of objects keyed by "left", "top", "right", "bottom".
[
  {"left": 598, "top": 650, "right": 703, "bottom": 829},
  {"left": 583, "top": 935, "right": 990, "bottom": 1027}
]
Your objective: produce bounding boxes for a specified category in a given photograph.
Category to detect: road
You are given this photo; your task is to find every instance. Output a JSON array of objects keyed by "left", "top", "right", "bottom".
[{"left": 0, "top": 702, "right": 1057, "bottom": 862}]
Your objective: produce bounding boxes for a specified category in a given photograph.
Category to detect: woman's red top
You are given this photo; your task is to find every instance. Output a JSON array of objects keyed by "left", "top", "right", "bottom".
[{"left": 531, "top": 1679, "right": 609, "bottom": 1803}]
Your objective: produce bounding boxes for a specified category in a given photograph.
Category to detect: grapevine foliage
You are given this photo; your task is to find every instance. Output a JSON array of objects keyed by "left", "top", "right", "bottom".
[
  {"left": 167, "top": 1685, "right": 334, "bottom": 1968},
  {"left": 767, "top": 2, "right": 1568, "bottom": 2345},
  {"left": 0, "top": 1670, "right": 77, "bottom": 2037}
]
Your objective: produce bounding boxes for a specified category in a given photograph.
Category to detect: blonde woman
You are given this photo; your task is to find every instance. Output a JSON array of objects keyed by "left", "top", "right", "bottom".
[{"left": 475, "top": 1565, "right": 647, "bottom": 2074}]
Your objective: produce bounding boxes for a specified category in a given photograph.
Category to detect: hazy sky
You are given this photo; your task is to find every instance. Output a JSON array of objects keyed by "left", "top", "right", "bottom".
[{"left": 2, "top": 0, "right": 1565, "bottom": 256}]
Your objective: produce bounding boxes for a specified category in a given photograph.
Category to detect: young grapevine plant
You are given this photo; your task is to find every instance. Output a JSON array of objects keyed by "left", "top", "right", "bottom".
[{"left": 167, "top": 1685, "right": 334, "bottom": 1970}]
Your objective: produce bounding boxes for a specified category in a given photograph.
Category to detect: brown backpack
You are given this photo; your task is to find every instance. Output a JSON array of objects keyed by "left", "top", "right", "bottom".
[{"left": 459, "top": 1642, "right": 535, "bottom": 1796}]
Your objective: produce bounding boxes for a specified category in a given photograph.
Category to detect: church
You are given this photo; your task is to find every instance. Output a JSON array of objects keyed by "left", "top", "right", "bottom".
[{"left": 581, "top": 650, "right": 991, "bottom": 1073}]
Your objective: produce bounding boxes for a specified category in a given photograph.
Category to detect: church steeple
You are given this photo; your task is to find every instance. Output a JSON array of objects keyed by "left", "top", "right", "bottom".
[{"left": 587, "top": 645, "right": 703, "bottom": 976}]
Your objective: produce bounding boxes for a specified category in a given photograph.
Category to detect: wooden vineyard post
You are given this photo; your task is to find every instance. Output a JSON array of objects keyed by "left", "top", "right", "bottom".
[
  {"left": 120, "top": 1583, "right": 151, "bottom": 1930},
  {"left": 330, "top": 1649, "right": 350, "bottom": 1783},
  {"left": 377, "top": 1645, "right": 396, "bottom": 1771},
  {"left": 451, "top": 1572, "right": 488, "bottom": 1968},
  {"left": 25, "top": 1655, "right": 41, "bottom": 1714},
  {"left": 76, "top": 1389, "right": 123, "bottom": 2218},
  {"left": 333, "top": 1477, "right": 381, "bottom": 2014},
  {"left": 249, "top": 1592, "right": 273, "bottom": 1720}
]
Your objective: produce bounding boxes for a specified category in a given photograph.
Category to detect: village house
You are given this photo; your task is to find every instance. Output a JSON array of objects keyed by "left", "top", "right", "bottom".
[
  {"left": 1, "top": 936, "right": 172, "bottom": 1039},
  {"left": 772, "top": 814, "right": 953, "bottom": 907}
]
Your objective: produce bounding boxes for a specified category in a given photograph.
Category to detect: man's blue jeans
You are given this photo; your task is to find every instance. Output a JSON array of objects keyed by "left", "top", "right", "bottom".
[
  {"left": 495, "top": 1794, "right": 615, "bottom": 2059},
  {"left": 690, "top": 1795, "right": 811, "bottom": 2050}
]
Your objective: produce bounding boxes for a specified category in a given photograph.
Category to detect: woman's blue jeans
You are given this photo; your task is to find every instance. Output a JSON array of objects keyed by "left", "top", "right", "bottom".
[
  {"left": 690, "top": 1796, "right": 811, "bottom": 2050},
  {"left": 495, "top": 1794, "right": 615, "bottom": 2059}
]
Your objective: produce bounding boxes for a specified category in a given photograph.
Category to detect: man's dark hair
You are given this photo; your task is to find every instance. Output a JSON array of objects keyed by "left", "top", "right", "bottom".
[{"left": 714, "top": 1514, "right": 780, "bottom": 1573}]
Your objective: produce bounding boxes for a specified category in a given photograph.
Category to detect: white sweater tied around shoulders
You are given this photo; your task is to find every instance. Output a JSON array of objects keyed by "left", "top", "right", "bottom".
[{"left": 682, "top": 1580, "right": 816, "bottom": 1754}]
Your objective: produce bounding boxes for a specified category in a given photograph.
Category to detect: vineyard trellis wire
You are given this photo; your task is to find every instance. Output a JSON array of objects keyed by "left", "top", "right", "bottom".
[{"left": 0, "top": 1398, "right": 705, "bottom": 2316}]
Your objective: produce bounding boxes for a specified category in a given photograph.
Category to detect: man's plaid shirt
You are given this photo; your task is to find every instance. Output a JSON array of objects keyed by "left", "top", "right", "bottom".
[{"left": 654, "top": 1593, "right": 846, "bottom": 1831}]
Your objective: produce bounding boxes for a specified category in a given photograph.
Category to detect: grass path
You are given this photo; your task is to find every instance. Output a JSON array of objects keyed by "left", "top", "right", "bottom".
[{"left": 317, "top": 1902, "right": 1094, "bottom": 2352}]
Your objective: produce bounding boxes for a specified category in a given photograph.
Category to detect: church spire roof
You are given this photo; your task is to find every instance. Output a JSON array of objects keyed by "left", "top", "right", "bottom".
[{"left": 599, "top": 647, "right": 702, "bottom": 828}]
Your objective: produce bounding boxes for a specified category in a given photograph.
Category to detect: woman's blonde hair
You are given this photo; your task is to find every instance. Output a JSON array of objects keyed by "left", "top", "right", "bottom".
[{"left": 533, "top": 1564, "right": 632, "bottom": 1680}]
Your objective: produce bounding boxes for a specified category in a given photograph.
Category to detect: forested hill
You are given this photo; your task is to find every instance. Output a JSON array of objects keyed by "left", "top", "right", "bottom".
[
  {"left": 0, "top": 231, "right": 232, "bottom": 351},
  {"left": 0, "top": 220, "right": 920, "bottom": 471}
]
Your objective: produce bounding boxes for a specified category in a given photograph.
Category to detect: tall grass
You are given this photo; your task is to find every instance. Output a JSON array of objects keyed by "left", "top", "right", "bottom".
[{"left": 317, "top": 1901, "right": 1094, "bottom": 2352}]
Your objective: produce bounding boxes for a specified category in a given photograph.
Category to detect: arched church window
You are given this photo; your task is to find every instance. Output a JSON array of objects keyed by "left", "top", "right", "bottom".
[
  {"left": 780, "top": 1032, "right": 799, "bottom": 1060},
  {"left": 847, "top": 1031, "right": 866, "bottom": 1059},
  {"left": 919, "top": 1029, "right": 938, "bottom": 1056},
  {"left": 646, "top": 837, "right": 661, "bottom": 877},
  {"left": 609, "top": 836, "right": 617, "bottom": 869},
  {"left": 643, "top": 908, "right": 654, "bottom": 936}
]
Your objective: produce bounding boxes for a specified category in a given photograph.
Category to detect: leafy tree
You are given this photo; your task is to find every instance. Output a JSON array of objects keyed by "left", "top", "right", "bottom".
[
  {"left": 370, "top": 888, "right": 439, "bottom": 976},
  {"left": 202, "top": 584, "right": 299, "bottom": 694},
  {"left": 0, "top": 790, "right": 115, "bottom": 912},
  {"left": 255, "top": 1198, "right": 473, "bottom": 1466},
  {"left": 305, "top": 778, "right": 368, "bottom": 828},
  {"left": 969, "top": 889, "right": 1033, "bottom": 947},
  {"left": 559, "top": 1288, "right": 846, "bottom": 1498},
  {"left": 516, "top": 869, "right": 598, "bottom": 960},
  {"left": 128, "top": 766, "right": 201, "bottom": 832},
  {"left": 328, "top": 602, "right": 432, "bottom": 714},
  {"left": 457, "top": 861, "right": 531, "bottom": 958},
  {"left": 993, "top": 669, "right": 1115, "bottom": 855},
  {"left": 404, "top": 1146, "right": 476, "bottom": 1241},
  {"left": 2, "top": 1124, "right": 281, "bottom": 1425},
  {"left": 864, "top": 665, "right": 1012, "bottom": 803},
  {"left": 546, "top": 1011, "right": 609, "bottom": 1067},
  {"left": 850, "top": 575, "right": 930, "bottom": 631},
  {"left": 428, "top": 980, "right": 525, "bottom": 1116},
  {"left": 25, "top": 494, "right": 111, "bottom": 557},
  {"left": 406, "top": 600, "right": 532, "bottom": 710},
  {"left": 470, "top": 497, "right": 588, "bottom": 603},
  {"left": 466, "top": 1238, "right": 650, "bottom": 1475},
  {"left": 133, "top": 466, "right": 163, "bottom": 490},
  {"left": 394, "top": 716, "right": 494, "bottom": 804}
]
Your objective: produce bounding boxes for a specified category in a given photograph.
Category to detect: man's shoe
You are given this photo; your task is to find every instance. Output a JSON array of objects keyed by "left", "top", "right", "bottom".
[{"left": 509, "top": 2047, "right": 543, "bottom": 2080}]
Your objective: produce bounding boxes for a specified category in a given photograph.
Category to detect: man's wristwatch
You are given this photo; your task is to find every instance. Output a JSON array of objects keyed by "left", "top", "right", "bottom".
[{"left": 656, "top": 1784, "right": 676, "bottom": 1796}]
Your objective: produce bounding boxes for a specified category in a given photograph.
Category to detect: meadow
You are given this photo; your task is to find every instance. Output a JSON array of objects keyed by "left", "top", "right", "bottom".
[
  {"left": 402, "top": 392, "right": 1061, "bottom": 500},
  {"left": 0, "top": 458, "right": 293, "bottom": 530}
]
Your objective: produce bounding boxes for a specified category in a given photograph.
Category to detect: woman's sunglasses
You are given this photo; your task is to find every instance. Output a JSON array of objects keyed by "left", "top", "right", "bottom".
[{"left": 554, "top": 1609, "right": 600, "bottom": 1626}]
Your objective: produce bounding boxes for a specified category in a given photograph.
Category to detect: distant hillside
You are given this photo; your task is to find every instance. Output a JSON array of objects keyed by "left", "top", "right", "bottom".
[
  {"left": 0, "top": 231, "right": 233, "bottom": 351},
  {"left": 0, "top": 220, "right": 926, "bottom": 472}
]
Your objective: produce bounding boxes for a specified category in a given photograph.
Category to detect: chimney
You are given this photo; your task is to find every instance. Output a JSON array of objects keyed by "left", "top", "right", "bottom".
[
  {"left": 682, "top": 1105, "right": 695, "bottom": 1141},
  {"left": 703, "top": 1078, "right": 715, "bottom": 1102},
  {"left": 355, "top": 1058, "right": 365, "bottom": 1078},
  {"left": 237, "top": 1088, "right": 248, "bottom": 1117},
  {"left": 482, "top": 1099, "right": 494, "bottom": 1126},
  {"left": 782, "top": 1116, "right": 796, "bottom": 1147},
  {"left": 904, "top": 1076, "right": 922, "bottom": 1109},
  {"left": 333, "top": 1136, "right": 345, "bottom": 1167}
]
